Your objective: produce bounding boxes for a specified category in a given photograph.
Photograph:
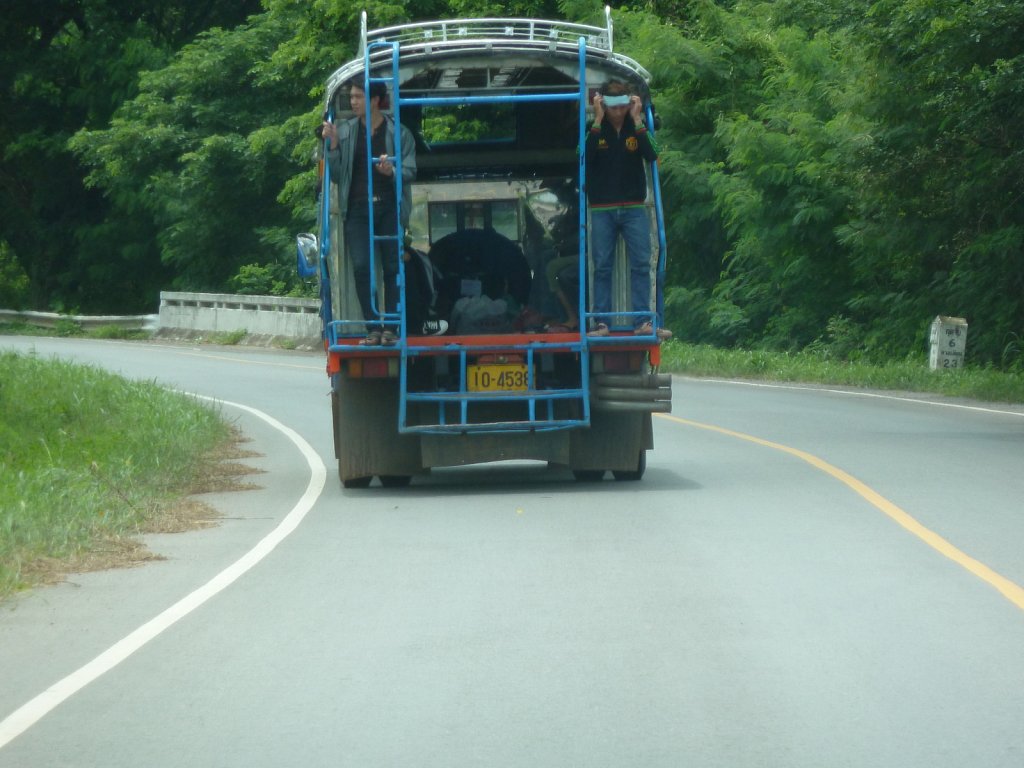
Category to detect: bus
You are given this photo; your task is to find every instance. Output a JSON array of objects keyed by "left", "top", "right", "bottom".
[{"left": 297, "top": 8, "right": 672, "bottom": 487}]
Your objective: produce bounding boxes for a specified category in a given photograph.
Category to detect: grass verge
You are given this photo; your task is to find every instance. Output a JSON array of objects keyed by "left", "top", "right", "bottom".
[
  {"left": 659, "top": 342, "right": 1024, "bottom": 404},
  {"left": 0, "top": 349, "right": 242, "bottom": 600}
]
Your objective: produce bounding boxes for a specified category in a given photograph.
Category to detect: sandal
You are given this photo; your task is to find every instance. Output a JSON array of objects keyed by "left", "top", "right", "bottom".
[
  {"left": 587, "top": 323, "right": 610, "bottom": 337},
  {"left": 633, "top": 322, "right": 673, "bottom": 340},
  {"left": 359, "top": 330, "right": 382, "bottom": 346},
  {"left": 381, "top": 330, "right": 397, "bottom": 346}
]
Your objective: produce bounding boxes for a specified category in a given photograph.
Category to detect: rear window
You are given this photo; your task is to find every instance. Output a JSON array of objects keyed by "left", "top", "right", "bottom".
[
  {"left": 420, "top": 103, "right": 515, "bottom": 146},
  {"left": 428, "top": 200, "right": 519, "bottom": 244}
]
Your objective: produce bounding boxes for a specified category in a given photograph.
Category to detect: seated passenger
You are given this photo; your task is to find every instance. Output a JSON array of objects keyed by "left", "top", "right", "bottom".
[
  {"left": 544, "top": 253, "right": 580, "bottom": 331},
  {"left": 429, "top": 228, "right": 532, "bottom": 321},
  {"left": 403, "top": 244, "right": 447, "bottom": 336},
  {"left": 451, "top": 274, "right": 518, "bottom": 335}
]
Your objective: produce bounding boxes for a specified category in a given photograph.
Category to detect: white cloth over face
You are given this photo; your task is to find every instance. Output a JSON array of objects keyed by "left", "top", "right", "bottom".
[{"left": 602, "top": 94, "right": 631, "bottom": 107}]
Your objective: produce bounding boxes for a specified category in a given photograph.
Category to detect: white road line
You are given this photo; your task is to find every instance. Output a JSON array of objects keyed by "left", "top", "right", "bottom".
[
  {"left": 685, "top": 377, "right": 1024, "bottom": 418},
  {"left": 0, "top": 397, "right": 327, "bottom": 750}
]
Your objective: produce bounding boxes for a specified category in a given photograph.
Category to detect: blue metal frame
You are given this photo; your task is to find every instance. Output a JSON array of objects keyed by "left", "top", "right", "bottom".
[
  {"left": 393, "top": 36, "right": 595, "bottom": 435},
  {"left": 646, "top": 102, "right": 668, "bottom": 329},
  {"left": 363, "top": 41, "right": 404, "bottom": 333},
  {"left": 315, "top": 109, "right": 336, "bottom": 340},
  {"left": 317, "top": 33, "right": 666, "bottom": 436}
]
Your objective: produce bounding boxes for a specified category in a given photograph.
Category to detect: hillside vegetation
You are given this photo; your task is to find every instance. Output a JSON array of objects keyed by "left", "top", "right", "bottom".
[{"left": 2, "top": 0, "right": 1021, "bottom": 369}]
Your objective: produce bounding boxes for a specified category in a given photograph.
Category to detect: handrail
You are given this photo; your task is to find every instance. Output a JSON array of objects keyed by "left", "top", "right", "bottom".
[
  {"left": 327, "top": 9, "right": 650, "bottom": 108},
  {"left": 365, "top": 17, "right": 611, "bottom": 53},
  {"left": 362, "top": 41, "right": 404, "bottom": 329},
  {"left": 647, "top": 102, "right": 669, "bottom": 331}
]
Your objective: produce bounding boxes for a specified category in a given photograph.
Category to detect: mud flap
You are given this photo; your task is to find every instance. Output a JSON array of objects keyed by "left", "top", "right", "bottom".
[
  {"left": 569, "top": 410, "right": 651, "bottom": 473},
  {"left": 333, "top": 376, "right": 423, "bottom": 482}
]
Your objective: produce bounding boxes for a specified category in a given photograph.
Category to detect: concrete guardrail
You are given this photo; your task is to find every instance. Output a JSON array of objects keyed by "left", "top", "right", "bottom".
[
  {"left": 157, "top": 291, "right": 321, "bottom": 338},
  {"left": 0, "top": 308, "right": 158, "bottom": 330},
  {"left": 1, "top": 292, "right": 322, "bottom": 340}
]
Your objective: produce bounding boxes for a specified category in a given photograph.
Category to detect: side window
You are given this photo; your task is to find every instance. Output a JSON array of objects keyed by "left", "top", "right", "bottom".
[
  {"left": 490, "top": 201, "right": 519, "bottom": 241},
  {"left": 429, "top": 202, "right": 458, "bottom": 243}
]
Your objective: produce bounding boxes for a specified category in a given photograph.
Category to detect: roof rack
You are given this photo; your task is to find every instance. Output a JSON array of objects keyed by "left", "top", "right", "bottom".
[
  {"left": 323, "top": 6, "right": 650, "bottom": 108},
  {"left": 362, "top": 16, "right": 612, "bottom": 57}
]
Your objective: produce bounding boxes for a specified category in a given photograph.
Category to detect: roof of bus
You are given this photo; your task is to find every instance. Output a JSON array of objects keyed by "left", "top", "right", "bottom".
[{"left": 323, "top": 15, "right": 652, "bottom": 112}]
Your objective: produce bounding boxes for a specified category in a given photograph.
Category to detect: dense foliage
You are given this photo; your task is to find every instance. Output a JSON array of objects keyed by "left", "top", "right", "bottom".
[{"left": 2, "top": 0, "right": 1021, "bottom": 367}]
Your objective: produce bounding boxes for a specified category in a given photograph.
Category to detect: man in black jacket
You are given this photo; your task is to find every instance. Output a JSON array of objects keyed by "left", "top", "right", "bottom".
[
  {"left": 585, "top": 81, "right": 669, "bottom": 339},
  {"left": 321, "top": 81, "right": 417, "bottom": 345}
]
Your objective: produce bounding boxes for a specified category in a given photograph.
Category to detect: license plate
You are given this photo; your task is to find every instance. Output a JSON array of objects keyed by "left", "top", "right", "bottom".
[{"left": 467, "top": 364, "right": 529, "bottom": 392}]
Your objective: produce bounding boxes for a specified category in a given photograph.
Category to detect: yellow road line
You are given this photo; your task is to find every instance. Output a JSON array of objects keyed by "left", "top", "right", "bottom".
[
  {"left": 170, "top": 349, "right": 322, "bottom": 370},
  {"left": 659, "top": 413, "right": 1024, "bottom": 613}
]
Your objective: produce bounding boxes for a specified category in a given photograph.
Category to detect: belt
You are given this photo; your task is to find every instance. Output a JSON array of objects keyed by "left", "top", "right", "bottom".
[{"left": 349, "top": 196, "right": 391, "bottom": 210}]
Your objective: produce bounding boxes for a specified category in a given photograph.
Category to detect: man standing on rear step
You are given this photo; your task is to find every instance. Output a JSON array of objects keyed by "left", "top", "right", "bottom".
[
  {"left": 322, "top": 80, "right": 417, "bottom": 346},
  {"left": 585, "top": 80, "right": 671, "bottom": 340}
]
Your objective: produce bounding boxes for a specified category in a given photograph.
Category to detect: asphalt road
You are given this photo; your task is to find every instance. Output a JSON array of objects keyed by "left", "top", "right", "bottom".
[{"left": 1, "top": 336, "right": 1023, "bottom": 767}]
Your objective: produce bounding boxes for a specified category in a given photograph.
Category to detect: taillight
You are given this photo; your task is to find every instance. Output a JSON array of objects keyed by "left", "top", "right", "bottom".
[
  {"left": 592, "top": 351, "right": 644, "bottom": 374},
  {"left": 347, "top": 357, "right": 398, "bottom": 378}
]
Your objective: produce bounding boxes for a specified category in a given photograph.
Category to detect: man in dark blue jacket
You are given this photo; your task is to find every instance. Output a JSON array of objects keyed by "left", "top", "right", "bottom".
[{"left": 585, "top": 81, "right": 670, "bottom": 339}]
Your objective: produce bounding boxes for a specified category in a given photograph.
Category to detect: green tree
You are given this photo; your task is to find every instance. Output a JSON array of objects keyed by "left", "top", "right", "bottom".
[
  {"left": 73, "top": 15, "right": 310, "bottom": 291},
  {"left": 9, "top": 0, "right": 1024, "bottom": 369},
  {"left": 0, "top": 241, "right": 30, "bottom": 309},
  {"left": 838, "top": 0, "right": 1024, "bottom": 362},
  {"left": 0, "top": 0, "right": 262, "bottom": 312}
]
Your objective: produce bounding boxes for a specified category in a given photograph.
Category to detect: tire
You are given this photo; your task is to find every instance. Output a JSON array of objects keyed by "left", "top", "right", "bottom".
[
  {"left": 379, "top": 474, "right": 412, "bottom": 488},
  {"left": 342, "top": 475, "right": 373, "bottom": 489},
  {"left": 572, "top": 469, "right": 605, "bottom": 482},
  {"left": 612, "top": 450, "right": 646, "bottom": 482}
]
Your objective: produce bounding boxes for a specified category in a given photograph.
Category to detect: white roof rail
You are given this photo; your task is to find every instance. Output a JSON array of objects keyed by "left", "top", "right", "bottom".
[{"left": 325, "top": 10, "right": 651, "bottom": 109}]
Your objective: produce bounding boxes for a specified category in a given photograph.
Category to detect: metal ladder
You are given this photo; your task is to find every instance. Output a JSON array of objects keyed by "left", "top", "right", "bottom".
[
  {"left": 375, "top": 37, "right": 596, "bottom": 435},
  {"left": 362, "top": 40, "right": 405, "bottom": 338}
]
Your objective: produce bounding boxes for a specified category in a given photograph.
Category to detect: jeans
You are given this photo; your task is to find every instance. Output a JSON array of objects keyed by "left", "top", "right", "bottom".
[
  {"left": 345, "top": 201, "right": 400, "bottom": 324},
  {"left": 589, "top": 207, "right": 651, "bottom": 328}
]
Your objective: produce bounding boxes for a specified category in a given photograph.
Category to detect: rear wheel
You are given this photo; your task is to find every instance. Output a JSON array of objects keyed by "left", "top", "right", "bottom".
[
  {"left": 342, "top": 475, "right": 372, "bottom": 489},
  {"left": 572, "top": 469, "right": 605, "bottom": 482},
  {"left": 612, "top": 450, "right": 646, "bottom": 482},
  {"left": 379, "top": 474, "right": 412, "bottom": 488}
]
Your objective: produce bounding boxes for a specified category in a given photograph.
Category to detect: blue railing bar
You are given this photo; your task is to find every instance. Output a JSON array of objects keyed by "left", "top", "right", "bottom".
[
  {"left": 326, "top": 331, "right": 656, "bottom": 350},
  {"left": 313, "top": 108, "right": 336, "bottom": 338},
  {"left": 404, "top": 389, "right": 585, "bottom": 403},
  {"left": 575, "top": 36, "right": 593, "bottom": 429},
  {"left": 326, "top": 317, "right": 401, "bottom": 333},
  {"left": 401, "top": 420, "right": 585, "bottom": 435},
  {"left": 459, "top": 349, "right": 469, "bottom": 425},
  {"left": 527, "top": 348, "right": 537, "bottom": 421},
  {"left": 576, "top": 37, "right": 589, "bottom": 346},
  {"left": 646, "top": 101, "right": 668, "bottom": 329},
  {"left": 399, "top": 340, "right": 586, "bottom": 353},
  {"left": 361, "top": 41, "right": 408, "bottom": 326},
  {"left": 388, "top": 41, "right": 407, "bottom": 342},
  {"left": 579, "top": 308, "right": 657, "bottom": 327},
  {"left": 397, "top": 92, "right": 580, "bottom": 107},
  {"left": 361, "top": 57, "right": 381, "bottom": 320},
  {"left": 398, "top": 350, "right": 410, "bottom": 431},
  {"left": 325, "top": 337, "right": 647, "bottom": 354}
]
